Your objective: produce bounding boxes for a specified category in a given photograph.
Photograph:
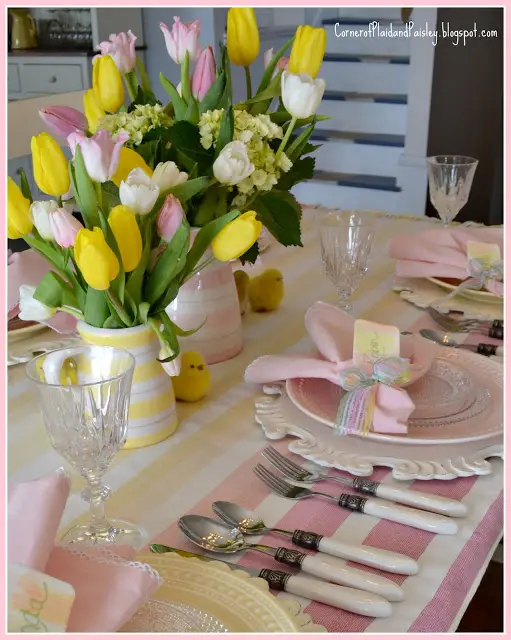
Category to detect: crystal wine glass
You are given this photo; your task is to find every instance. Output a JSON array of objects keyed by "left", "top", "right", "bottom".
[
  {"left": 427, "top": 155, "right": 478, "bottom": 226},
  {"left": 26, "top": 345, "right": 146, "bottom": 548},
  {"left": 317, "top": 210, "right": 377, "bottom": 311}
]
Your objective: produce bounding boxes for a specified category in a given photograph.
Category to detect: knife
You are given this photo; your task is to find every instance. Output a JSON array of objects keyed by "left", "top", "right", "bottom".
[{"left": 149, "top": 544, "right": 392, "bottom": 618}]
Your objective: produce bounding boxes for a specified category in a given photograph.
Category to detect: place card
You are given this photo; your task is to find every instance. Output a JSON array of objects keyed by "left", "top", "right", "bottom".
[
  {"left": 353, "top": 319, "right": 400, "bottom": 367},
  {"left": 466, "top": 241, "right": 501, "bottom": 270},
  {"left": 8, "top": 562, "right": 75, "bottom": 633}
]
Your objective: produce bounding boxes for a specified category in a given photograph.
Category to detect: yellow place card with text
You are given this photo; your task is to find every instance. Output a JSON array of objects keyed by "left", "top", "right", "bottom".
[
  {"left": 8, "top": 562, "right": 75, "bottom": 633},
  {"left": 466, "top": 241, "right": 501, "bottom": 269},
  {"left": 353, "top": 319, "right": 400, "bottom": 367}
]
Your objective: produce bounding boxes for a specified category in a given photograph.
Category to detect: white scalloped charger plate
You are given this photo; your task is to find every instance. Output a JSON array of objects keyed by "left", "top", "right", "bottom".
[
  {"left": 426, "top": 277, "right": 502, "bottom": 303},
  {"left": 133, "top": 553, "right": 302, "bottom": 633},
  {"left": 8, "top": 322, "right": 47, "bottom": 343},
  {"left": 286, "top": 350, "right": 502, "bottom": 445}
]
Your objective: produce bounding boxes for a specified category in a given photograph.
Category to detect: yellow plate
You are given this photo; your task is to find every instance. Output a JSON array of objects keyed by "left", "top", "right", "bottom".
[
  {"left": 8, "top": 322, "right": 48, "bottom": 343},
  {"left": 133, "top": 553, "right": 298, "bottom": 633},
  {"left": 427, "top": 277, "right": 502, "bottom": 304}
]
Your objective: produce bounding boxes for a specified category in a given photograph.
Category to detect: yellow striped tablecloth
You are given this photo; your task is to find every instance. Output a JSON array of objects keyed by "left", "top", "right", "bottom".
[{"left": 8, "top": 208, "right": 503, "bottom": 633}]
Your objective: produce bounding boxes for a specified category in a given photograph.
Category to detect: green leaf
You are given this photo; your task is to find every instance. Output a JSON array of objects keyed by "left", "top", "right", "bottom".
[
  {"left": 285, "top": 122, "right": 316, "bottom": 162},
  {"left": 136, "top": 57, "right": 154, "bottom": 95},
  {"left": 253, "top": 190, "right": 302, "bottom": 247},
  {"left": 199, "top": 71, "right": 226, "bottom": 114},
  {"left": 126, "top": 220, "right": 152, "bottom": 306},
  {"left": 167, "top": 316, "right": 206, "bottom": 337},
  {"left": 218, "top": 43, "right": 232, "bottom": 109},
  {"left": 182, "top": 209, "right": 240, "bottom": 279},
  {"left": 144, "top": 224, "right": 190, "bottom": 304},
  {"left": 166, "top": 121, "right": 214, "bottom": 170},
  {"left": 33, "top": 271, "right": 68, "bottom": 308},
  {"left": 276, "top": 156, "right": 315, "bottom": 191},
  {"left": 214, "top": 106, "right": 234, "bottom": 158},
  {"left": 193, "top": 185, "right": 227, "bottom": 226},
  {"left": 16, "top": 168, "right": 33, "bottom": 202},
  {"left": 97, "top": 209, "right": 125, "bottom": 304},
  {"left": 184, "top": 94, "right": 200, "bottom": 125},
  {"left": 256, "top": 36, "right": 293, "bottom": 95},
  {"left": 168, "top": 176, "right": 210, "bottom": 203},
  {"left": 150, "top": 278, "right": 180, "bottom": 316},
  {"left": 245, "top": 71, "right": 282, "bottom": 105},
  {"left": 270, "top": 111, "right": 330, "bottom": 126},
  {"left": 84, "top": 288, "right": 110, "bottom": 327},
  {"left": 73, "top": 147, "right": 99, "bottom": 229},
  {"left": 128, "top": 85, "right": 159, "bottom": 111},
  {"left": 301, "top": 142, "right": 322, "bottom": 155},
  {"left": 160, "top": 73, "right": 187, "bottom": 120},
  {"left": 124, "top": 290, "right": 138, "bottom": 325},
  {"left": 158, "top": 312, "right": 180, "bottom": 358},
  {"left": 103, "top": 314, "right": 125, "bottom": 329},
  {"left": 239, "top": 240, "right": 259, "bottom": 265}
]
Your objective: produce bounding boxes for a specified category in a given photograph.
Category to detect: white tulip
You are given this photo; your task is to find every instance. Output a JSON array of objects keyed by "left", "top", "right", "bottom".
[
  {"left": 281, "top": 71, "right": 326, "bottom": 120},
  {"left": 18, "top": 285, "right": 56, "bottom": 322},
  {"left": 152, "top": 161, "right": 188, "bottom": 192},
  {"left": 119, "top": 168, "right": 160, "bottom": 215},
  {"left": 213, "top": 141, "right": 254, "bottom": 186},
  {"left": 30, "top": 200, "right": 59, "bottom": 241}
]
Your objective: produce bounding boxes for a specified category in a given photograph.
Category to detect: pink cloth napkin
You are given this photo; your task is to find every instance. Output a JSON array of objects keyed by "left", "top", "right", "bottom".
[
  {"left": 8, "top": 470, "right": 160, "bottom": 632},
  {"left": 388, "top": 226, "right": 503, "bottom": 296},
  {"left": 8, "top": 249, "right": 78, "bottom": 332},
  {"left": 245, "top": 302, "right": 436, "bottom": 434}
]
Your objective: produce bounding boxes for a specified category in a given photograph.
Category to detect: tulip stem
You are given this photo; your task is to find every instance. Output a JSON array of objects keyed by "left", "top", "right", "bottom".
[
  {"left": 276, "top": 115, "right": 297, "bottom": 161},
  {"left": 124, "top": 71, "right": 138, "bottom": 102},
  {"left": 94, "top": 182, "right": 103, "bottom": 208},
  {"left": 59, "top": 305, "right": 84, "bottom": 320},
  {"left": 181, "top": 51, "right": 191, "bottom": 102},
  {"left": 244, "top": 66, "right": 252, "bottom": 100},
  {"left": 106, "top": 289, "right": 132, "bottom": 327}
]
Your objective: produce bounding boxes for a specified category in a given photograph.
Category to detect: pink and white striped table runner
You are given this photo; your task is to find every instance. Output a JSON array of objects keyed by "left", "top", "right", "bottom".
[{"left": 8, "top": 209, "right": 503, "bottom": 633}]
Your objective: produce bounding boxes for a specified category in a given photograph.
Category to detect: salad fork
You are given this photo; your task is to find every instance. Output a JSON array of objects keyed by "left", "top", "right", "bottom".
[
  {"left": 426, "top": 307, "right": 503, "bottom": 337},
  {"left": 262, "top": 447, "right": 467, "bottom": 517},
  {"left": 254, "top": 464, "right": 458, "bottom": 535}
]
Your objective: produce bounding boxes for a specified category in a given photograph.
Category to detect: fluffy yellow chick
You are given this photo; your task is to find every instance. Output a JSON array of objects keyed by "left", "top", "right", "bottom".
[
  {"left": 248, "top": 268, "right": 284, "bottom": 312},
  {"left": 234, "top": 269, "right": 250, "bottom": 314},
  {"left": 171, "top": 351, "right": 211, "bottom": 402}
]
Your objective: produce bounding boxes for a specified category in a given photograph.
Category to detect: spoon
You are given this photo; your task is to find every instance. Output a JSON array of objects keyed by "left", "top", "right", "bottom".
[
  {"left": 179, "top": 514, "right": 402, "bottom": 604},
  {"left": 213, "top": 501, "right": 419, "bottom": 575},
  {"left": 419, "top": 329, "right": 503, "bottom": 357}
]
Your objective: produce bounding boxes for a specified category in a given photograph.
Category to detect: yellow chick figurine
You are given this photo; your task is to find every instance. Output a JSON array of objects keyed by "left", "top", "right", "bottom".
[
  {"left": 172, "top": 351, "right": 211, "bottom": 402},
  {"left": 234, "top": 269, "right": 250, "bottom": 315},
  {"left": 248, "top": 268, "right": 284, "bottom": 312}
]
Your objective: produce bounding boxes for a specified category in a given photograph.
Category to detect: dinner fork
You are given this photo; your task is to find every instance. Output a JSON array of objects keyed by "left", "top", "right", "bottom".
[
  {"left": 254, "top": 464, "right": 458, "bottom": 535},
  {"left": 262, "top": 446, "right": 467, "bottom": 517},
  {"left": 426, "top": 307, "right": 503, "bottom": 337}
]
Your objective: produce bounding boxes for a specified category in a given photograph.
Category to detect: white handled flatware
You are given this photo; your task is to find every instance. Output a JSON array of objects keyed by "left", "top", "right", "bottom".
[
  {"left": 213, "top": 500, "right": 418, "bottom": 575},
  {"left": 262, "top": 445, "right": 468, "bottom": 518},
  {"left": 151, "top": 544, "right": 392, "bottom": 617},
  {"left": 255, "top": 464, "right": 458, "bottom": 535}
]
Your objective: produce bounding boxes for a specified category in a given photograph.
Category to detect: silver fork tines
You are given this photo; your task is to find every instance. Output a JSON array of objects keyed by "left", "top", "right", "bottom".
[
  {"left": 262, "top": 446, "right": 313, "bottom": 482},
  {"left": 254, "top": 464, "right": 312, "bottom": 500}
]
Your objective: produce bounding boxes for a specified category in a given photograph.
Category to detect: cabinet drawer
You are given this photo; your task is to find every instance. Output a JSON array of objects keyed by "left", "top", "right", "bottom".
[
  {"left": 20, "top": 63, "right": 85, "bottom": 94},
  {"left": 8, "top": 64, "right": 21, "bottom": 93}
]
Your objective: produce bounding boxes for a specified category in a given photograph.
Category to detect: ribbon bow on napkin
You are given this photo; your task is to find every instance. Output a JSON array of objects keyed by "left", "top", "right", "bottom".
[
  {"left": 245, "top": 302, "right": 436, "bottom": 434},
  {"left": 8, "top": 470, "right": 160, "bottom": 632},
  {"left": 388, "top": 227, "right": 504, "bottom": 297},
  {"left": 336, "top": 357, "right": 413, "bottom": 436}
]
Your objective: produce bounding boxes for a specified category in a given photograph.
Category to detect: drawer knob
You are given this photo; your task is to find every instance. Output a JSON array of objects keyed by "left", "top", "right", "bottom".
[{"left": 49, "top": 76, "right": 57, "bottom": 83}]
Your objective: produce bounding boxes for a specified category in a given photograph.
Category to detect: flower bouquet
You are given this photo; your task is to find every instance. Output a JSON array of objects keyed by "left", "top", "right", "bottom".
[{"left": 8, "top": 8, "right": 328, "bottom": 368}]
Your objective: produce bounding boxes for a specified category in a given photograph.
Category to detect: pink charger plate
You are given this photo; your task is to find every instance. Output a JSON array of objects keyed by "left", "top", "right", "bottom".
[{"left": 286, "top": 350, "right": 503, "bottom": 446}]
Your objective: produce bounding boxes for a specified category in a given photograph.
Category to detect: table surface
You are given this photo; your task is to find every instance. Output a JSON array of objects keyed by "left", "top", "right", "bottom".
[{"left": 8, "top": 208, "right": 503, "bottom": 633}]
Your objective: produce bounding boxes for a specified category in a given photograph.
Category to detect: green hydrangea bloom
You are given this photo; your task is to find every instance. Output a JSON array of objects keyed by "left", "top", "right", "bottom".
[{"left": 100, "top": 104, "right": 173, "bottom": 146}]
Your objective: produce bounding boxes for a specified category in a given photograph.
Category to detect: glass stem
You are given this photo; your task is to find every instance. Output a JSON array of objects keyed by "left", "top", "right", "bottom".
[{"left": 84, "top": 474, "right": 109, "bottom": 531}]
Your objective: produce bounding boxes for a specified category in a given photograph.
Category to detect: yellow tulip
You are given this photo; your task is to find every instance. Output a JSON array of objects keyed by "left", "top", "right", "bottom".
[
  {"left": 74, "top": 227, "right": 119, "bottom": 291},
  {"left": 31, "top": 133, "right": 70, "bottom": 197},
  {"left": 111, "top": 147, "right": 153, "bottom": 187},
  {"left": 7, "top": 177, "right": 32, "bottom": 239},
  {"left": 108, "top": 205, "right": 142, "bottom": 272},
  {"left": 288, "top": 25, "right": 327, "bottom": 79},
  {"left": 83, "top": 88, "right": 106, "bottom": 133},
  {"left": 211, "top": 211, "right": 262, "bottom": 262},
  {"left": 93, "top": 54, "right": 125, "bottom": 113},
  {"left": 226, "top": 8, "right": 260, "bottom": 67}
]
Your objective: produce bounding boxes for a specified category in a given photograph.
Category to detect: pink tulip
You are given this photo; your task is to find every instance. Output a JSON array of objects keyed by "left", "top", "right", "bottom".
[
  {"left": 160, "top": 17, "right": 201, "bottom": 64},
  {"left": 39, "top": 106, "right": 87, "bottom": 138},
  {"left": 68, "top": 130, "right": 129, "bottom": 183},
  {"left": 263, "top": 48, "right": 289, "bottom": 72},
  {"left": 96, "top": 30, "right": 137, "bottom": 74},
  {"left": 156, "top": 194, "right": 184, "bottom": 242},
  {"left": 192, "top": 46, "right": 216, "bottom": 100},
  {"left": 49, "top": 208, "right": 84, "bottom": 248}
]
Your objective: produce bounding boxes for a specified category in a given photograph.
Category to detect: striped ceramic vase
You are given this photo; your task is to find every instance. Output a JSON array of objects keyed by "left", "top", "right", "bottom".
[
  {"left": 77, "top": 322, "right": 178, "bottom": 449},
  {"left": 166, "top": 236, "right": 243, "bottom": 365}
]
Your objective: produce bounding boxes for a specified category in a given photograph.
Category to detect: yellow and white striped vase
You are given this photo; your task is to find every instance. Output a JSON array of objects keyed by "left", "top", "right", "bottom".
[{"left": 77, "top": 322, "right": 178, "bottom": 449}]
